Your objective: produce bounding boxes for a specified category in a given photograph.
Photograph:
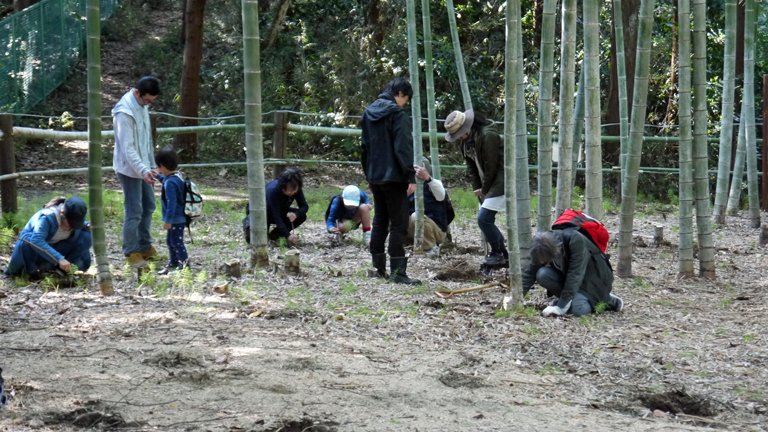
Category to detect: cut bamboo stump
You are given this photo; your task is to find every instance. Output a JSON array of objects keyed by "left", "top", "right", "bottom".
[
  {"left": 212, "top": 281, "right": 229, "bottom": 294},
  {"left": 284, "top": 250, "right": 300, "bottom": 276},
  {"left": 219, "top": 259, "right": 242, "bottom": 278},
  {"left": 653, "top": 225, "right": 664, "bottom": 247},
  {"left": 760, "top": 224, "right": 768, "bottom": 246}
]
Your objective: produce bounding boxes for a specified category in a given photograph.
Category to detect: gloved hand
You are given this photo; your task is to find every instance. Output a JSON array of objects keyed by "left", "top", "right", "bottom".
[{"left": 542, "top": 300, "right": 571, "bottom": 317}]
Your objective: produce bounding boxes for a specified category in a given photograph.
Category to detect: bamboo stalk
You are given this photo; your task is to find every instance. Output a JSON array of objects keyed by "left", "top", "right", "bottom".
[
  {"left": 242, "top": 0, "right": 269, "bottom": 268},
  {"left": 692, "top": 0, "right": 715, "bottom": 278},
  {"left": 677, "top": 0, "right": 694, "bottom": 277},
  {"left": 743, "top": 0, "right": 761, "bottom": 228},
  {"left": 421, "top": 0, "right": 440, "bottom": 181},
  {"left": 406, "top": 0, "right": 424, "bottom": 252},
  {"left": 555, "top": 0, "right": 577, "bottom": 217},
  {"left": 727, "top": 112, "right": 746, "bottom": 214},
  {"left": 712, "top": 0, "right": 737, "bottom": 224},
  {"left": 446, "top": 0, "right": 472, "bottom": 111},
  {"left": 537, "top": 0, "right": 557, "bottom": 229},
  {"left": 86, "top": 0, "right": 113, "bottom": 295},
  {"left": 614, "top": 0, "right": 630, "bottom": 188},
  {"left": 515, "top": 8, "right": 532, "bottom": 264},
  {"left": 584, "top": 0, "right": 603, "bottom": 220}
]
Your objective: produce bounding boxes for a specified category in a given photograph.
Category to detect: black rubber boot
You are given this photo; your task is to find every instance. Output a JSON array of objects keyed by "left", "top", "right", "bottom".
[
  {"left": 371, "top": 253, "right": 388, "bottom": 278},
  {"left": 389, "top": 257, "right": 421, "bottom": 285},
  {"left": 483, "top": 241, "right": 509, "bottom": 267}
]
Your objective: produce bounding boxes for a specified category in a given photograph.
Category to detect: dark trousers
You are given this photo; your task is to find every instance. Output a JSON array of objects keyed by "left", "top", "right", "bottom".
[
  {"left": 370, "top": 182, "right": 409, "bottom": 257},
  {"left": 243, "top": 204, "right": 307, "bottom": 243},
  {"left": 535, "top": 266, "right": 594, "bottom": 316},
  {"left": 166, "top": 223, "right": 188, "bottom": 268},
  {"left": 6, "top": 231, "right": 92, "bottom": 276},
  {"left": 478, "top": 207, "right": 505, "bottom": 249}
]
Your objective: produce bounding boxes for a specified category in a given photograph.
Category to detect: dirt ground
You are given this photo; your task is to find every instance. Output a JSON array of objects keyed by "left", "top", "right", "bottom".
[{"left": 1, "top": 175, "right": 768, "bottom": 431}]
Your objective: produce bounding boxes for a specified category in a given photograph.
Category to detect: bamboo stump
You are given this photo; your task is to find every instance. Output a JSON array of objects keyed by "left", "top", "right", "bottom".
[
  {"left": 220, "top": 259, "right": 242, "bottom": 278},
  {"left": 284, "top": 250, "right": 300, "bottom": 276},
  {"left": 760, "top": 224, "right": 768, "bottom": 246},
  {"left": 653, "top": 225, "right": 664, "bottom": 247}
]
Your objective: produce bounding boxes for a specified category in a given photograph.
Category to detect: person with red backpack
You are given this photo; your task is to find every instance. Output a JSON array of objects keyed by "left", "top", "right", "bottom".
[{"left": 522, "top": 210, "right": 623, "bottom": 316}]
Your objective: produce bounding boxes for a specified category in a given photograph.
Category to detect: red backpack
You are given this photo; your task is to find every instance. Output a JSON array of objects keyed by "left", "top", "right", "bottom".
[{"left": 552, "top": 209, "right": 609, "bottom": 253}]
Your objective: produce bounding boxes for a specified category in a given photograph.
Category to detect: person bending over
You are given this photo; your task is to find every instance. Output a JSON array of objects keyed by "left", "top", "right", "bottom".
[
  {"left": 325, "top": 185, "right": 372, "bottom": 244},
  {"left": 243, "top": 168, "right": 308, "bottom": 246},
  {"left": 4, "top": 196, "right": 91, "bottom": 279},
  {"left": 523, "top": 230, "right": 623, "bottom": 317}
]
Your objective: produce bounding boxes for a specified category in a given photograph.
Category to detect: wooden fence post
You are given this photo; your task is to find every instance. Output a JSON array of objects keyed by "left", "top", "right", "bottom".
[
  {"left": 0, "top": 114, "right": 17, "bottom": 215},
  {"left": 273, "top": 109, "right": 289, "bottom": 179},
  {"left": 762, "top": 74, "right": 768, "bottom": 210}
]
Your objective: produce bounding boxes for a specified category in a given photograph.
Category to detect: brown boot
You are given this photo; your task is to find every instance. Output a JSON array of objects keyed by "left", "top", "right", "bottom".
[
  {"left": 127, "top": 252, "right": 148, "bottom": 268},
  {"left": 140, "top": 246, "right": 160, "bottom": 261}
]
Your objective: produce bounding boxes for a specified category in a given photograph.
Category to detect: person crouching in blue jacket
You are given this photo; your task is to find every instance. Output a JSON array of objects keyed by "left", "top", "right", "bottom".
[
  {"left": 325, "top": 185, "right": 372, "bottom": 244},
  {"left": 156, "top": 147, "right": 189, "bottom": 275},
  {"left": 5, "top": 196, "right": 91, "bottom": 279}
]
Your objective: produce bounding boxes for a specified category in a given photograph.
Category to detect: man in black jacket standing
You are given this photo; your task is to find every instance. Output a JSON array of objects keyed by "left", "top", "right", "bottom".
[{"left": 361, "top": 78, "right": 420, "bottom": 285}]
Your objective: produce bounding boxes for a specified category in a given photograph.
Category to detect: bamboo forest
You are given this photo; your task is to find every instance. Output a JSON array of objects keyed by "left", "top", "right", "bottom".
[{"left": 0, "top": 0, "right": 767, "bottom": 430}]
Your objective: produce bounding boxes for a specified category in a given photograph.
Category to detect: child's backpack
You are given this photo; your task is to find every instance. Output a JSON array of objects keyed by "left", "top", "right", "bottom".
[
  {"left": 552, "top": 209, "right": 609, "bottom": 253},
  {"left": 162, "top": 172, "right": 204, "bottom": 242}
]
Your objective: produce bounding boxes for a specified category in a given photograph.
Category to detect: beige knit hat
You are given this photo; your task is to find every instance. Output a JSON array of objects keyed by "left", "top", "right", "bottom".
[{"left": 444, "top": 109, "right": 474, "bottom": 142}]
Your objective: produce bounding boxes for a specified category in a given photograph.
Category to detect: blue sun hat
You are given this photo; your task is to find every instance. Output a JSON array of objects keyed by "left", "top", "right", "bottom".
[{"left": 342, "top": 185, "right": 361, "bottom": 206}]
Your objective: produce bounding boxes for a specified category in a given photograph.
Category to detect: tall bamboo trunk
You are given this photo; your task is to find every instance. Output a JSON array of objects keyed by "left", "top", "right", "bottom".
[
  {"left": 572, "top": 69, "right": 585, "bottom": 192},
  {"left": 584, "top": 0, "right": 602, "bottom": 220},
  {"left": 677, "top": 0, "right": 694, "bottom": 277},
  {"left": 692, "top": 0, "right": 716, "bottom": 278},
  {"left": 515, "top": 13, "right": 532, "bottom": 264},
  {"left": 617, "top": 0, "right": 655, "bottom": 278},
  {"left": 242, "top": 0, "right": 269, "bottom": 267},
  {"left": 503, "top": 0, "right": 523, "bottom": 308},
  {"left": 536, "top": 0, "right": 556, "bottom": 229},
  {"left": 86, "top": 0, "right": 113, "bottom": 295},
  {"left": 613, "top": 0, "right": 630, "bottom": 190},
  {"left": 712, "top": 0, "right": 737, "bottom": 224},
  {"left": 421, "top": 0, "right": 440, "bottom": 180},
  {"left": 743, "top": 0, "right": 761, "bottom": 228},
  {"left": 446, "top": 0, "right": 472, "bottom": 111},
  {"left": 406, "top": 0, "right": 424, "bottom": 252},
  {"left": 727, "top": 112, "right": 746, "bottom": 213},
  {"left": 555, "top": 0, "right": 577, "bottom": 217}
]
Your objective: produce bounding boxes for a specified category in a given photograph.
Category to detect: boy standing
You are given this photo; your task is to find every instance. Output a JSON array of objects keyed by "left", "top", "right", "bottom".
[{"left": 155, "top": 147, "right": 188, "bottom": 274}]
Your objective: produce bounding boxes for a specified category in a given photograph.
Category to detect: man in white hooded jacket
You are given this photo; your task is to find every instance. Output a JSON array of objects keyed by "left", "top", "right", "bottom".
[{"left": 112, "top": 76, "right": 161, "bottom": 265}]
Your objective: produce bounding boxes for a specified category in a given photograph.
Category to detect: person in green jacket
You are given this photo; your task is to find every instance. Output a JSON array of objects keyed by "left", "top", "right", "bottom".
[
  {"left": 444, "top": 109, "right": 507, "bottom": 267},
  {"left": 523, "top": 229, "right": 624, "bottom": 316}
]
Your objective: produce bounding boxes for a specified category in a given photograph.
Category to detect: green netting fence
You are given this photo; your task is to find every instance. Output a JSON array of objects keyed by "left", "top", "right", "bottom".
[{"left": 0, "top": 0, "right": 120, "bottom": 112}]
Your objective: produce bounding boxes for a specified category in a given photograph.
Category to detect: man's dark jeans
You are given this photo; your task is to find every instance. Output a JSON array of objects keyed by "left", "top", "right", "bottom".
[{"left": 370, "top": 182, "right": 409, "bottom": 258}]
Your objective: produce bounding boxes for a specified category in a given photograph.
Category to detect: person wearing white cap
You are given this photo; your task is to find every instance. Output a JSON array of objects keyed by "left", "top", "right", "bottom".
[
  {"left": 444, "top": 109, "right": 508, "bottom": 268},
  {"left": 325, "top": 185, "right": 372, "bottom": 243}
]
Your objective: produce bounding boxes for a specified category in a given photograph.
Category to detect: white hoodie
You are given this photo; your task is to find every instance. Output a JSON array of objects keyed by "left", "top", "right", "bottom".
[{"left": 112, "top": 90, "right": 155, "bottom": 178}]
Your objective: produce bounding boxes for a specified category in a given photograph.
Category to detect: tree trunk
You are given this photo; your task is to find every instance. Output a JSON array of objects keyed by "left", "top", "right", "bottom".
[
  {"left": 503, "top": 0, "right": 523, "bottom": 309},
  {"left": 677, "top": 0, "right": 694, "bottom": 278},
  {"left": 86, "top": 0, "right": 113, "bottom": 295},
  {"left": 175, "top": 0, "right": 207, "bottom": 163},
  {"left": 366, "top": 0, "right": 384, "bottom": 47},
  {"left": 712, "top": 0, "right": 737, "bottom": 224},
  {"left": 242, "top": 0, "right": 269, "bottom": 268},
  {"left": 606, "top": 0, "right": 640, "bottom": 156},
  {"left": 536, "top": 0, "right": 556, "bottom": 229},
  {"left": 617, "top": 0, "right": 655, "bottom": 278},
  {"left": 447, "top": 0, "right": 472, "bottom": 111},
  {"left": 264, "top": 0, "right": 291, "bottom": 50},
  {"left": 692, "top": 0, "right": 716, "bottom": 278},
  {"left": 584, "top": 0, "right": 603, "bottom": 220},
  {"left": 13, "top": 0, "right": 36, "bottom": 12},
  {"left": 180, "top": 0, "right": 187, "bottom": 45},
  {"left": 515, "top": 12, "right": 532, "bottom": 264},
  {"left": 406, "top": 0, "right": 424, "bottom": 252},
  {"left": 555, "top": 0, "right": 577, "bottom": 217},
  {"left": 743, "top": 0, "right": 761, "bottom": 228}
]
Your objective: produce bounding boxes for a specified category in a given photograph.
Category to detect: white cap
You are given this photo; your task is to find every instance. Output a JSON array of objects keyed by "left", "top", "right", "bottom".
[{"left": 342, "top": 185, "right": 361, "bottom": 206}]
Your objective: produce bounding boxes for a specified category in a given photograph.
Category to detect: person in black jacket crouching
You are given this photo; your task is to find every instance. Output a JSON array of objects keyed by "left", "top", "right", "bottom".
[
  {"left": 406, "top": 157, "right": 453, "bottom": 255},
  {"left": 243, "top": 168, "right": 308, "bottom": 245},
  {"left": 361, "top": 78, "right": 420, "bottom": 285},
  {"left": 523, "top": 229, "right": 624, "bottom": 317}
]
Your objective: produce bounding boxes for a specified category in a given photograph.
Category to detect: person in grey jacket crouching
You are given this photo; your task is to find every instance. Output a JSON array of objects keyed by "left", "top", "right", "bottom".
[{"left": 523, "top": 229, "right": 624, "bottom": 317}]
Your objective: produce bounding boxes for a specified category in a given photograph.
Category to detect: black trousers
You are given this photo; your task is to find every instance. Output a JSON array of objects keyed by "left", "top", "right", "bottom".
[
  {"left": 370, "top": 182, "right": 409, "bottom": 257},
  {"left": 243, "top": 203, "right": 306, "bottom": 244}
]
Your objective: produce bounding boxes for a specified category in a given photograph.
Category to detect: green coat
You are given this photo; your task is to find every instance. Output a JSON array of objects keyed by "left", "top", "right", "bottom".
[{"left": 462, "top": 122, "right": 505, "bottom": 198}]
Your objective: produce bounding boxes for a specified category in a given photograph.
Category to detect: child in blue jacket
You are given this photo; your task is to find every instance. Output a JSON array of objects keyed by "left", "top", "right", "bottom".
[
  {"left": 325, "top": 185, "right": 372, "bottom": 244},
  {"left": 4, "top": 196, "right": 91, "bottom": 279},
  {"left": 156, "top": 147, "right": 188, "bottom": 274}
]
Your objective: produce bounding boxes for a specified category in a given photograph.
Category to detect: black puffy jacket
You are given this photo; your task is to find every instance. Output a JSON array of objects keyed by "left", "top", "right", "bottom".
[{"left": 361, "top": 93, "right": 416, "bottom": 184}]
